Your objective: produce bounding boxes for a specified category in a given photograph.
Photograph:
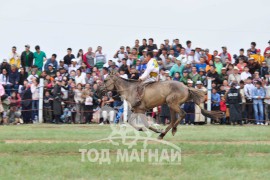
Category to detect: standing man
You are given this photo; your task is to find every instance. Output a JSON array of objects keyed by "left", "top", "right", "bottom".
[
  {"left": 244, "top": 77, "right": 255, "bottom": 123},
  {"left": 219, "top": 46, "right": 232, "bottom": 66},
  {"left": 225, "top": 82, "right": 242, "bottom": 125},
  {"left": 52, "top": 79, "right": 63, "bottom": 124},
  {"left": 9, "top": 46, "right": 20, "bottom": 68},
  {"left": 33, "top": 45, "right": 46, "bottom": 70},
  {"left": 83, "top": 47, "right": 95, "bottom": 68},
  {"left": 251, "top": 81, "right": 265, "bottom": 125},
  {"left": 21, "top": 44, "right": 34, "bottom": 72},
  {"left": 64, "top": 48, "right": 75, "bottom": 66},
  {"left": 134, "top": 52, "right": 159, "bottom": 107}
]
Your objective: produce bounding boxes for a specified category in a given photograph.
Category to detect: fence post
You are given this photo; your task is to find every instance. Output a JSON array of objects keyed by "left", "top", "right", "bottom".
[
  {"left": 123, "top": 100, "right": 128, "bottom": 122},
  {"left": 207, "top": 78, "right": 212, "bottom": 124},
  {"left": 38, "top": 78, "right": 44, "bottom": 123}
]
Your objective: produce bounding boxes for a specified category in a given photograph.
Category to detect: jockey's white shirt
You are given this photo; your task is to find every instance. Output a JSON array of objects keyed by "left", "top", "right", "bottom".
[{"left": 140, "top": 58, "right": 159, "bottom": 81}]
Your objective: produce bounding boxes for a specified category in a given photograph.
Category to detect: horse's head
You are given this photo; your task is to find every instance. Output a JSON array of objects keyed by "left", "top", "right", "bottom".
[{"left": 104, "top": 71, "right": 118, "bottom": 91}]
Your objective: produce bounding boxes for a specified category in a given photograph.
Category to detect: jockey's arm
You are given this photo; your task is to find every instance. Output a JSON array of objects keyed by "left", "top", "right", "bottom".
[{"left": 139, "top": 65, "right": 152, "bottom": 81}]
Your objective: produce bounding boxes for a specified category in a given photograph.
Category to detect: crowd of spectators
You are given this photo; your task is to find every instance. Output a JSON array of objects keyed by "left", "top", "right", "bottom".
[{"left": 1, "top": 39, "right": 270, "bottom": 125}]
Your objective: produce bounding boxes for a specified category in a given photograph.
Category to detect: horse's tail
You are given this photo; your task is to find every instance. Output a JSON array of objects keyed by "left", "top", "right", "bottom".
[{"left": 188, "top": 87, "right": 223, "bottom": 120}]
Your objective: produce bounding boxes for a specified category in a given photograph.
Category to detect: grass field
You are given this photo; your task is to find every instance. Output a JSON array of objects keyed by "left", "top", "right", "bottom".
[{"left": 0, "top": 124, "right": 270, "bottom": 180}]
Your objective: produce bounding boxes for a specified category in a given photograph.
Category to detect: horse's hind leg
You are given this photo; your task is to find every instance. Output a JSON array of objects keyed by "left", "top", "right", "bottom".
[
  {"left": 158, "top": 108, "right": 177, "bottom": 139},
  {"left": 172, "top": 108, "right": 186, "bottom": 136}
]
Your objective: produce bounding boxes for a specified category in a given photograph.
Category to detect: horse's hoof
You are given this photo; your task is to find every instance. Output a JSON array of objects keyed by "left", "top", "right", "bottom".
[
  {"left": 172, "top": 128, "right": 177, "bottom": 136},
  {"left": 157, "top": 134, "right": 164, "bottom": 140}
]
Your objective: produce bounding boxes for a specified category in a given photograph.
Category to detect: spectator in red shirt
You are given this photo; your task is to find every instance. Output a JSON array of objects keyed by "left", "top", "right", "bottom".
[{"left": 264, "top": 40, "right": 270, "bottom": 56}]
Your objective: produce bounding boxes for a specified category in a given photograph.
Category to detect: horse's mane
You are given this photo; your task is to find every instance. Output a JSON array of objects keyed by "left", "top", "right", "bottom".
[{"left": 117, "top": 76, "right": 139, "bottom": 83}]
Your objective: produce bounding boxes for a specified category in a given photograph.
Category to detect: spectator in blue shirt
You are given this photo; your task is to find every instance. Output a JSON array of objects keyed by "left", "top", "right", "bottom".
[
  {"left": 211, "top": 88, "right": 220, "bottom": 111},
  {"left": 44, "top": 54, "right": 58, "bottom": 71},
  {"left": 195, "top": 57, "right": 207, "bottom": 72},
  {"left": 251, "top": 81, "right": 265, "bottom": 124}
]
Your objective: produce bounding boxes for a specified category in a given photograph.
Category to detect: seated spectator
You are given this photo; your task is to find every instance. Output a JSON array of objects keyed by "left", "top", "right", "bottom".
[
  {"left": 46, "top": 64, "right": 57, "bottom": 77},
  {"left": 58, "top": 59, "right": 68, "bottom": 71},
  {"left": 240, "top": 66, "right": 251, "bottom": 81},
  {"left": 214, "top": 56, "right": 223, "bottom": 75},
  {"left": 0, "top": 59, "right": 11, "bottom": 74},
  {"left": 129, "top": 66, "right": 139, "bottom": 80},
  {"left": 170, "top": 58, "right": 184, "bottom": 77},
  {"left": 0, "top": 69, "right": 12, "bottom": 95},
  {"left": 228, "top": 67, "right": 241, "bottom": 84},
  {"left": 259, "top": 62, "right": 268, "bottom": 78},
  {"left": 195, "top": 57, "right": 207, "bottom": 72},
  {"left": 69, "top": 59, "right": 80, "bottom": 73},
  {"left": 75, "top": 69, "right": 86, "bottom": 85},
  {"left": 44, "top": 54, "right": 58, "bottom": 71},
  {"left": 247, "top": 57, "right": 260, "bottom": 74},
  {"left": 236, "top": 58, "right": 247, "bottom": 73},
  {"left": 27, "top": 69, "right": 39, "bottom": 84}
]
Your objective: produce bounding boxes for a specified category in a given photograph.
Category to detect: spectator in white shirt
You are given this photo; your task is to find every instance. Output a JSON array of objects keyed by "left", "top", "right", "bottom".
[
  {"left": 185, "top": 40, "right": 192, "bottom": 55},
  {"left": 194, "top": 47, "right": 201, "bottom": 63},
  {"left": 177, "top": 48, "right": 189, "bottom": 65},
  {"left": 68, "top": 58, "right": 80, "bottom": 74},
  {"left": 114, "top": 46, "right": 127, "bottom": 66},
  {"left": 75, "top": 69, "right": 86, "bottom": 85},
  {"left": 240, "top": 66, "right": 252, "bottom": 81}
]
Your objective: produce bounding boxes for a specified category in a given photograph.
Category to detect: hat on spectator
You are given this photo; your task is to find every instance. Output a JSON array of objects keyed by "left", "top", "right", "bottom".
[
  {"left": 111, "top": 62, "right": 116, "bottom": 66},
  {"left": 187, "top": 80, "right": 193, "bottom": 84},
  {"left": 221, "top": 94, "right": 225, "bottom": 97},
  {"left": 120, "top": 46, "right": 125, "bottom": 49},
  {"left": 221, "top": 46, "right": 227, "bottom": 49},
  {"left": 186, "top": 62, "right": 191, "bottom": 65},
  {"left": 2, "top": 58, "right": 7, "bottom": 63},
  {"left": 221, "top": 67, "right": 226, "bottom": 70},
  {"left": 130, "top": 65, "right": 136, "bottom": 69},
  {"left": 215, "top": 56, "right": 221, "bottom": 59},
  {"left": 205, "top": 48, "right": 209, "bottom": 52},
  {"left": 233, "top": 66, "right": 239, "bottom": 71},
  {"left": 25, "top": 44, "right": 30, "bottom": 48},
  {"left": 59, "top": 59, "right": 64, "bottom": 62},
  {"left": 86, "top": 69, "right": 91, "bottom": 74},
  {"left": 195, "top": 46, "right": 201, "bottom": 49},
  {"left": 266, "top": 50, "right": 270, "bottom": 54},
  {"left": 164, "top": 70, "right": 170, "bottom": 74},
  {"left": 61, "top": 102, "right": 65, "bottom": 106},
  {"left": 153, "top": 49, "right": 158, "bottom": 52},
  {"left": 71, "top": 58, "right": 77, "bottom": 62},
  {"left": 183, "top": 70, "right": 188, "bottom": 73},
  {"left": 143, "top": 49, "right": 148, "bottom": 52},
  {"left": 248, "top": 57, "right": 255, "bottom": 61},
  {"left": 268, "top": 40, "right": 270, "bottom": 44},
  {"left": 257, "top": 49, "right": 261, "bottom": 53},
  {"left": 240, "top": 48, "right": 244, "bottom": 51},
  {"left": 164, "top": 39, "right": 169, "bottom": 41},
  {"left": 196, "top": 81, "right": 203, "bottom": 85},
  {"left": 48, "top": 63, "right": 54, "bottom": 67}
]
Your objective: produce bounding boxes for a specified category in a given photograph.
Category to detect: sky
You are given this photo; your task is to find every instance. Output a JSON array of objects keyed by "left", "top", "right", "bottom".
[{"left": 0, "top": 0, "right": 269, "bottom": 61}]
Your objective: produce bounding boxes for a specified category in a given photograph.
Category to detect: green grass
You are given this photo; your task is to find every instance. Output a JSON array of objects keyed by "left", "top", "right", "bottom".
[{"left": 0, "top": 124, "right": 270, "bottom": 180}]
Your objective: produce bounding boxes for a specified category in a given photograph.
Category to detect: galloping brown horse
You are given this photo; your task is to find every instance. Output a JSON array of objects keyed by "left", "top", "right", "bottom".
[{"left": 104, "top": 73, "right": 223, "bottom": 139}]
